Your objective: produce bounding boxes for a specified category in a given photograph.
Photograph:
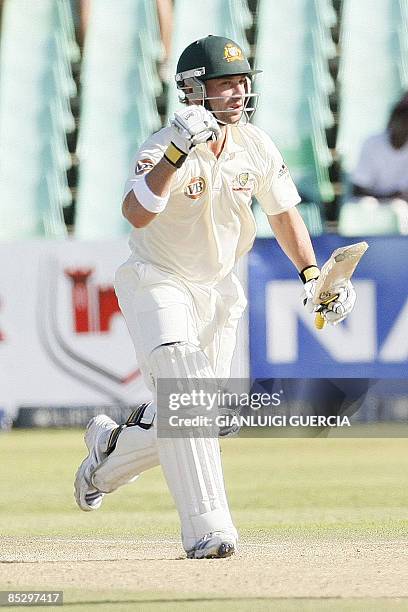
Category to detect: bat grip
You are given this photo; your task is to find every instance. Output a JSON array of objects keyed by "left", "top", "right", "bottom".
[
  {"left": 314, "top": 294, "right": 339, "bottom": 330},
  {"left": 315, "top": 312, "right": 326, "bottom": 329}
]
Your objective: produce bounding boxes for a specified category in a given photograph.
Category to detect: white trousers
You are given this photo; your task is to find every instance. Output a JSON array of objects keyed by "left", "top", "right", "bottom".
[
  {"left": 110, "top": 256, "right": 247, "bottom": 550},
  {"left": 114, "top": 256, "right": 247, "bottom": 381}
]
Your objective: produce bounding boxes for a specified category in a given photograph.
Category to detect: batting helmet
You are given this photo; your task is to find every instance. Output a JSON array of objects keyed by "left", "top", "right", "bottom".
[{"left": 175, "top": 35, "right": 262, "bottom": 124}]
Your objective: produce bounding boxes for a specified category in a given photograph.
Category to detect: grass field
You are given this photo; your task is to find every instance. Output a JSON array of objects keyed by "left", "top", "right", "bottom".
[{"left": 1, "top": 428, "right": 408, "bottom": 610}]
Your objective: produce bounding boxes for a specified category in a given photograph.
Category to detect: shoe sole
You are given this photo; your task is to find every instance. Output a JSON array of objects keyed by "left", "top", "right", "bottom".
[
  {"left": 188, "top": 541, "right": 235, "bottom": 559},
  {"left": 206, "top": 542, "right": 235, "bottom": 559}
]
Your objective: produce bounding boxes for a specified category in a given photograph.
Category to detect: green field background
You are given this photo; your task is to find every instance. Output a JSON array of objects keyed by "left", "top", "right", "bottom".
[
  {"left": 1, "top": 428, "right": 407, "bottom": 538},
  {"left": 1, "top": 428, "right": 408, "bottom": 610}
]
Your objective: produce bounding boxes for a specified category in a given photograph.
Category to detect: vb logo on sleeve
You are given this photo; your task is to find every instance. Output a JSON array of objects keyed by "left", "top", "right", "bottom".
[{"left": 135, "top": 159, "right": 155, "bottom": 175}]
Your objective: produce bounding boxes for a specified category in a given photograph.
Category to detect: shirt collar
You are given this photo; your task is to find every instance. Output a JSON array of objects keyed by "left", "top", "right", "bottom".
[
  {"left": 224, "top": 125, "right": 246, "bottom": 154},
  {"left": 196, "top": 125, "right": 245, "bottom": 157}
]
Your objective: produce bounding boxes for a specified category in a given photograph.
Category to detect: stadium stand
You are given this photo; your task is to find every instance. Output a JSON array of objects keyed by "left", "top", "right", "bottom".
[
  {"left": 254, "top": 0, "right": 336, "bottom": 205},
  {"left": 165, "top": 0, "right": 253, "bottom": 121},
  {"left": 0, "top": 0, "right": 78, "bottom": 239},
  {"left": 74, "top": 0, "right": 163, "bottom": 238},
  {"left": 337, "top": 0, "right": 408, "bottom": 176},
  {"left": 2, "top": 0, "right": 406, "bottom": 237}
]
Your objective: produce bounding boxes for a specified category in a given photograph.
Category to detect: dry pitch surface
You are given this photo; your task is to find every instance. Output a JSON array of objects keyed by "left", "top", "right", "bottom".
[{"left": 1, "top": 428, "right": 408, "bottom": 610}]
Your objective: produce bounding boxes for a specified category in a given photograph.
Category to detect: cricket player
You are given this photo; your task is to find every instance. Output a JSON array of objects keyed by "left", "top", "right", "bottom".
[{"left": 74, "top": 35, "right": 356, "bottom": 559}]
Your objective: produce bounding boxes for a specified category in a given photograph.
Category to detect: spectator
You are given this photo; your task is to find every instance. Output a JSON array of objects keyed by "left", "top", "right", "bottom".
[{"left": 351, "top": 92, "right": 408, "bottom": 203}]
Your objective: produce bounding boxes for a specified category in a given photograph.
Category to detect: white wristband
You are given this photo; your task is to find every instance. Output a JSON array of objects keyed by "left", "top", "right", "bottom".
[{"left": 132, "top": 176, "right": 169, "bottom": 214}]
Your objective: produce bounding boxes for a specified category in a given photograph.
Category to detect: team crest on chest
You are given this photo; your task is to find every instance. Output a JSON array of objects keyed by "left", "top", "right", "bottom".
[
  {"left": 224, "top": 43, "right": 243, "bottom": 63},
  {"left": 232, "top": 171, "right": 255, "bottom": 192},
  {"left": 184, "top": 176, "right": 206, "bottom": 200}
]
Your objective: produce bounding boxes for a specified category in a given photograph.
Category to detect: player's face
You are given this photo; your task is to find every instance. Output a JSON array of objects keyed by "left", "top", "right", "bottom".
[{"left": 204, "top": 75, "right": 247, "bottom": 124}]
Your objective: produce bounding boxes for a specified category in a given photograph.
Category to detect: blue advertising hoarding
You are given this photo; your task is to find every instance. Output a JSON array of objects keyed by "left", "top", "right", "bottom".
[{"left": 248, "top": 236, "right": 408, "bottom": 378}]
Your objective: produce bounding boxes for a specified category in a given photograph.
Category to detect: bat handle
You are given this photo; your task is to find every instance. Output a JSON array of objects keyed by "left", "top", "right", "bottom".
[
  {"left": 314, "top": 294, "right": 338, "bottom": 330},
  {"left": 315, "top": 312, "right": 326, "bottom": 329}
]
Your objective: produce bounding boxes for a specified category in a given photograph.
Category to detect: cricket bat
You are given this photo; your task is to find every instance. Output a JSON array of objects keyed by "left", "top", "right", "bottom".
[{"left": 313, "top": 241, "right": 369, "bottom": 330}]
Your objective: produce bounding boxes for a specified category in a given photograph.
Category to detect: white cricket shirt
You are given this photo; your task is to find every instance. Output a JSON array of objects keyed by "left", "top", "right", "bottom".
[
  {"left": 352, "top": 131, "right": 408, "bottom": 194},
  {"left": 123, "top": 123, "right": 300, "bottom": 284}
]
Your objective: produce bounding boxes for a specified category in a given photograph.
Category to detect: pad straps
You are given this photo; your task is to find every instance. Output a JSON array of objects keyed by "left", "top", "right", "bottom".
[{"left": 106, "top": 402, "right": 154, "bottom": 456}]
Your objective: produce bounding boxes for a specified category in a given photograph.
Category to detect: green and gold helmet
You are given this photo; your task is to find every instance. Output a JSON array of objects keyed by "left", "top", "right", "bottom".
[{"left": 175, "top": 35, "right": 262, "bottom": 124}]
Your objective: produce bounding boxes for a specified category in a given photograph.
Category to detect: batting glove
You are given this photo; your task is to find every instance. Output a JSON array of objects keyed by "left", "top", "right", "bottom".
[
  {"left": 164, "top": 105, "right": 221, "bottom": 168},
  {"left": 317, "top": 281, "right": 356, "bottom": 325},
  {"left": 299, "top": 265, "right": 320, "bottom": 314},
  {"left": 299, "top": 265, "right": 356, "bottom": 325}
]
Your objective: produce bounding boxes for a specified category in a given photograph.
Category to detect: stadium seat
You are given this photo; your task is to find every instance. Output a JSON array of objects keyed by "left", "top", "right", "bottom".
[
  {"left": 319, "top": 0, "right": 338, "bottom": 28},
  {"left": 0, "top": 0, "right": 76, "bottom": 239},
  {"left": 398, "top": 23, "right": 408, "bottom": 86},
  {"left": 338, "top": 200, "right": 400, "bottom": 236},
  {"left": 138, "top": 0, "right": 165, "bottom": 66},
  {"left": 255, "top": 0, "right": 337, "bottom": 61},
  {"left": 222, "top": 0, "right": 253, "bottom": 55},
  {"left": 59, "top": 0, "right": 81, "bottom": 62},
  {"left": 74, "top": 0, "right": 162, "bottom": 238}
]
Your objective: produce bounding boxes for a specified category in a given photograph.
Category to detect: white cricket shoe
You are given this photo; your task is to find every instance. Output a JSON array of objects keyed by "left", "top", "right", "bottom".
[
  {"left": 74, "top": 415, "right": 117, "bottom": 512},
  {"left": 187, "top": 531, "right": 236, "bottom": 559}
]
